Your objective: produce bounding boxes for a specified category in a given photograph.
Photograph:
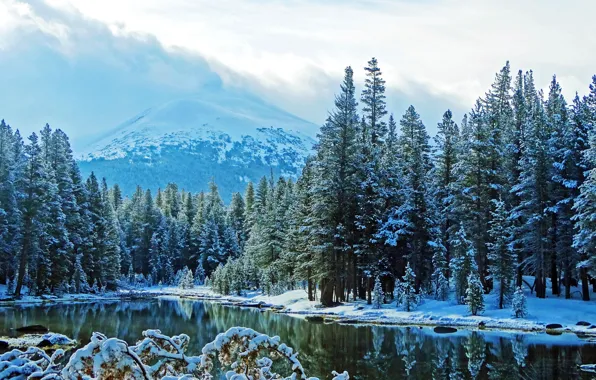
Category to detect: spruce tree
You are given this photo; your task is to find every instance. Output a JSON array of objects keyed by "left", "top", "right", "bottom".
[
  {"left": 396, "top": 263, "right": 420, "bottom": 312},
  {"left": 15, "top": 133, "right": 47, "bottom": 297},
  {"left": 311, "top": 66, "right": 360, "bottom": 306},
  {"left": 511, "top": 286, "right": 528, "bottom": 318},
  {"left": 466, "top": 271, "right": 484, "bottom": 316},
  {"left": 450, "top": 224, "right": 478, "bottom": 304},
  {"left": 487, "top": 198, "right": 515, "bottom": 309},
  {"left": 372, "top": 275, "right": 383, "bottom": 309}
]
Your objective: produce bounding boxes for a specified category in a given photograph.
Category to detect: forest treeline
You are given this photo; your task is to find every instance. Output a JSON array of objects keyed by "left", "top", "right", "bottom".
[{"left": 1, "top": 58, "right": 596, "bottom": 309}]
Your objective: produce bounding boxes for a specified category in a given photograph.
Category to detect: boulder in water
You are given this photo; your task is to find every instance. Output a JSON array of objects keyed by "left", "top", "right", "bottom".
[
  {"left": 577, "top": 321, "right": 591, "bottom": 326},
  {"left": 16, "top": 325, "right": 49, "bottom": 334},
  {"left": 305, "top": 316, "right": 325, "bottom": 323},
  {"left": 546, "top": 323, "right": 563, "bottom": 329},
  {"left": 434, "top": 326, "right": 458, "bottom": 334}
]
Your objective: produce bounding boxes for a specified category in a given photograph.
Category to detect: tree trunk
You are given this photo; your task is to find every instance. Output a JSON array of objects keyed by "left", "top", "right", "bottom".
[
  {"left": 535, "top": 273, "right": 546, "bottom": 299},
  {"left": 14, "top": 221, "right": 31, "bottom": 298},
  {"left": 366, "top": 277, "right": 372, "bottom": 305},
  {"left": 307, "top": 269, "right": 313, "bottom": 301},
  {"left": 550, "top": 252, "right": 559, "bottom": 296},
  {"left": 320, "top": 278, "right": 335, "bottom": 307},
  {"left": 564, "top": 263, "right": 571, "bottom": 299},
  {"left": 499, "top": 278, "right": 504, "bottom": 309},
  {"left": 580, "top": 267, "right": 590, "bottom": 301}
]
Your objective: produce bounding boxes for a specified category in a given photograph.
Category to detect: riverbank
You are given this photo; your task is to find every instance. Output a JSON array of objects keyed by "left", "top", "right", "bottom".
[
  {"left": 169, "top": 286, "right": 596, "bottom": 336},
  {"left": 2, "top": 283, "right": 596, "bottom": 336}
]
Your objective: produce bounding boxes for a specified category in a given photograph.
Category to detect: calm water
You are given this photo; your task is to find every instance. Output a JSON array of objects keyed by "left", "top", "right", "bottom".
[{"left": 1, "top": 297, "right": 595, "bottom": 379}]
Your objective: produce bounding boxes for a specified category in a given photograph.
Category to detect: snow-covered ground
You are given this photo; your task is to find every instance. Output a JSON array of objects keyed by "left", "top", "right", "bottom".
[{"left": 3, "top": 282, "right": 596, "bottom": 335}]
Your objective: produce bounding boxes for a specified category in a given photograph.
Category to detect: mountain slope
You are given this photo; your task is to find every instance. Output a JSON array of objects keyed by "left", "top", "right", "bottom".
[{"left": 78, "top": 90, "right": 318, "bottom": 199}]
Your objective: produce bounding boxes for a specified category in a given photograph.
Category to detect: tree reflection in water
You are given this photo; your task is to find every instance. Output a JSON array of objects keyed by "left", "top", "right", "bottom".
[{"left": 1, "top": 298, "right": 595, "bottom": 379}]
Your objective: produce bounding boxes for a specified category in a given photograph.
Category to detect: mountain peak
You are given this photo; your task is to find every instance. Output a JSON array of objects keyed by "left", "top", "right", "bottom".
[{"left": 77, "top": 90, "right": 317, "bottom": 199}]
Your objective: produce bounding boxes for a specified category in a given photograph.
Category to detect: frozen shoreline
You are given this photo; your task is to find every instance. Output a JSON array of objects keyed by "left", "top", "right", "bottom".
[{"left": 3, "top": 284, "right": 596, "bottom": 337}]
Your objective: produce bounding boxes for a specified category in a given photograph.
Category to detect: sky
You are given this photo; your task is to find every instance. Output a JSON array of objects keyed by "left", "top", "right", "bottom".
[{"left": 1, "top": 0, "right": 595, "bottom": 148}]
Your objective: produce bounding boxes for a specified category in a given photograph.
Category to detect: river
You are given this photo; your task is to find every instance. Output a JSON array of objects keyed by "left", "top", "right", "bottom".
[{"left": 1, "top": 297, "right": 595, "bottom": 379}]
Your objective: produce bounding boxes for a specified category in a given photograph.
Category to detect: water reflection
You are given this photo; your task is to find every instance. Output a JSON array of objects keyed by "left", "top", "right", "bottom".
[{"left": 1, "top": 298, "right": 595, "bottom": 379}]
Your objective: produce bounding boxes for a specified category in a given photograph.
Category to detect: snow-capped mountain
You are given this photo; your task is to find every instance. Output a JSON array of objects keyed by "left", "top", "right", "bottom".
[{"left": 77, "top": 89, "right": 318, "bottom": 199}]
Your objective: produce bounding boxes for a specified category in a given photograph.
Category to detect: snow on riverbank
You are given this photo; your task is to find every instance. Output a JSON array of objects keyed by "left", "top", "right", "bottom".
[{"left": 3, "top": 283, "right": 596, "bottom": 335}]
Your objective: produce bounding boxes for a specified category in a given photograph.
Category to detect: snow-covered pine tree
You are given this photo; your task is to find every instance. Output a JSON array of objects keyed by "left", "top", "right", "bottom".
[
  {"left": 15, "top": 133, "right": 47, "bottom": 298},
  {"left": 487, "top": 198, "right": 515, "bottom": 309},
  {"left": 72, "top": 253, "right": 88, "bottom": 293},
  {"left": 227, "top": 192, "right": 245, "bottom": 250},
  {"left": 309, "top": 66, "right": 360, "bottom": 306},
  {"left": 178, "top": 266, "right": 194, "bottom": 289},
  {"left": 433, "top": 110, "right": 460, "bottom": 275},
  {"left": 545, "top": 75, "right": 573, "bottom": 297},
  {"left": 372, "top": 275, "right": 383, "bottom": 309},
  {"left": 379, "top": 105, "right": 435, "bottom": 292},
  {"left": 396, "top": 263, "right": 420, "bottom": 312},
  {"left": 465, "top": 271, "right": 484, "bottom": 316},
  {"left": 511, "top": 71, "right": 551, "bottom": 299},
  {"left": 573, "top": 75, "right": 596, "bottom": 301},
  {"left": 508, "top": 70, "right": 526, "bottom": 289},
  {"left": 199, "top": 218, "right": 225, "bottom": 275},
  {"left": 511, "top": 286, "right": 528, "bottom": 318},
  {"left": 450, "top": 223, "right": 478, "bottom": 304},
  {"left": 356, "top": 58, "right": 388, "bottom": 304}
]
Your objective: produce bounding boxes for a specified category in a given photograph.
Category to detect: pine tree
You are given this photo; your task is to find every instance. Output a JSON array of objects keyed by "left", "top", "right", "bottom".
[
  {"left": 511, "top": 286, "right": 528, "bottom": 318},
  {"left": 178, "top": 266, "right": 194, "bottom": 289},
  {"left": 15, "top": 133, "right": 47, "bottom": 298},
  {"left": 72, "top": 253, "right": 88, "bottom": 293},
  {"left": 511, "top": 71, "right": 551, "bottom": 298},
  {"left": 433, "top": 110, "right": 460, "bottom": 272},
  {"left": 395, "top": 263, "right": 420, "bottom": 312},
  {"left": 466, "top": 271, "right": 484, "bottom": 316},
  {"left": 310, "top": 66, "right": 360, "bottom": 306},
  {"left": 487, "top": 198, "right": 515, "bottom": 309},
  {"left": 450, "top": 224, "right": 477, "bottom": 304},
  {"left": 227, "top": 192, "right": 245, "bottom": 249},
  {"left": 572, "top": 75, "right": 596, "bottom": 301},
  {"left": 199, "top": 219, "right": 225, "bottom": 275},
  {"left": 372, "top": 275, "right": 383, "bottom": 309}
]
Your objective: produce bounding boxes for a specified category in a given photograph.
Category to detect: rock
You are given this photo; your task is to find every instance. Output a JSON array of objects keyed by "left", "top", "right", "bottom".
[
  {"left": 0, "top": 340, "right": 8, "bottom": 350},
  {"left": 546, "top": 323, "right": 563, "bottom": 329},
  {"left": 16, "top": 325, "right": 49, "bottom": 334},
  {"left": 356, "top": 306, "right": 365, "bottom": 311},
  {"left": 478, "top": 321, "right": 486, "bottom": 329},
  {"left": 546, "top": 330, "right": 563, "bottom": 336},
  {"left": 37, "top": 339, "right": 53, "bottom": 348},
  {"left": 577, "top": 321, "right": 591, "bottom": 326},
  {"left": 340, "top": 319, "right": 359, "bottom": 324},
  {"left": 434, "top": 326, "right": 458, "bottom": 334},
  {"left": 305, "top": 316, "right": 325, "bottom": 323},
  {"left": 589, "top": 325, "right": 596, "bottom": 329}
]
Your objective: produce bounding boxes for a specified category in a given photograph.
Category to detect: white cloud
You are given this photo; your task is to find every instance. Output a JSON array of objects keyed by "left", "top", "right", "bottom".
[
  {"left": 41, "top": 0, "right": 596, "bottom": 105},
  {"left": 2, "top": 0, "right": 595, "bottom": 138}
]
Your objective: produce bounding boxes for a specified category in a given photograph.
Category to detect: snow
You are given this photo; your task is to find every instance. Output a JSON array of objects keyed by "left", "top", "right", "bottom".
[
  {"left": 3, "top": 282, "right": 596, "bottom": 336},
  {"left": 123, "top": 283, "right": 596, "bottom": 336},
  {"left": 1, "top": 333, "right": 75, "bottom": 349}
]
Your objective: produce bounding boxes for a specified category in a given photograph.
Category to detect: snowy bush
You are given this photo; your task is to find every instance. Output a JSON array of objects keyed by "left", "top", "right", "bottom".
[
  {"left": 372, "top": 276, "right": 383, "bottom": 309},
  {"left": 0, "top": 346, "right": 65, "bottom": 378},
  {"left": 465, "top": 271, "right": 484, "bottom": 316},
  {"left": 511, "top": 286, "right": 527, "bottom": 318},
  {"left": 1, "top": 328, "right": 348, "bottom": 379}
]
